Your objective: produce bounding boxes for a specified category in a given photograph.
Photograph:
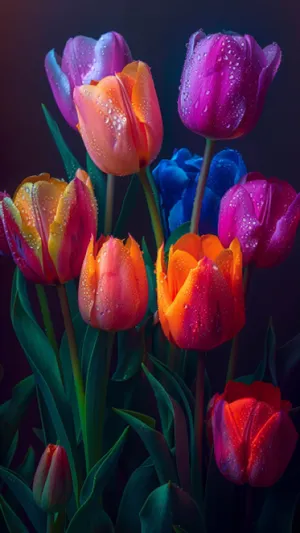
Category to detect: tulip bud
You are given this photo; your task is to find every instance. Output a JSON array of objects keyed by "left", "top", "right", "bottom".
[
  {"left": 178, "top": 30, "right": 281, "bottom": 139},
  {"left": 33, "top": 444, "right": 72, "bottom": 513}
]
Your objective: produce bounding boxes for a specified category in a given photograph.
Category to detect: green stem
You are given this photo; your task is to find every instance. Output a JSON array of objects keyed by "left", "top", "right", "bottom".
[
  {"left": 192, "top": 351, "right": 205, "bottom": 502},
  {"left": 226, "top": 264, "right": 253, "bottom": 382},
  {"left": 35, "top": 285, "right": 59, "bottom": 354},
  {"left": 98, "top": 331, "right": 115, "bottom": 461},
  {"left": 139, "top": 167, "right": 164, "bottom": 248},
  {"left": 168, "top": 343, "right": 177, "bottom": 373},
  {"left": 47, "top": 514, "right": 54, "bottom": 533},
  {"left": 57, "top": 284, "right": 87, "bottom": 469},
  {"left": 190, "top": 139, "right": 215, "bottom": 234},
  {"left": 104, "top": 174, "right": 115, "bottom": 234}
]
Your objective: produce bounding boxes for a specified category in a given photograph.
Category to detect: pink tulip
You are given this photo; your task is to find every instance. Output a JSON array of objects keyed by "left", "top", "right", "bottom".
[
  {"left": 178, "top": 30, "right": 281, "bottom": 139},
  {"left": 218, "top": 173, "right": 300, "bottom": 268},
  {"left": 45, "top": 32, "right": 132, "bottom": 128}
]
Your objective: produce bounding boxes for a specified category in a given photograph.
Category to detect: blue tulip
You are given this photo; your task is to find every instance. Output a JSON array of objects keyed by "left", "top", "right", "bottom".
[{"left": 153, "top": 148, "right": 247, "bottom": 237}]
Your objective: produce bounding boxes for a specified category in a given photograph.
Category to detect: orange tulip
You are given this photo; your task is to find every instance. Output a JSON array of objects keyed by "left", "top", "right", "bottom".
[
  {"left": 0, "top": 170, "right": 97, "bottom": 284},
  {"left": 79, "top": 234, "right": 148, "bottom": 330},
  {"left": 73, "top": 61, "right": 163, "bottom": 176},
  {"left": 156, "top": 233, "right": 245, "bottom": 350}
]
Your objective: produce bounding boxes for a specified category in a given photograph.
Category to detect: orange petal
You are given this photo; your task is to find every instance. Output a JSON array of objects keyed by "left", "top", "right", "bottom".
[
  {"left": 126, "top": 234, "right": 148, "bottom": 320},
  {"left": 198, "top": 234, "right": 225, "bottom": 261},
  {"left": 173, "top": 232, "right": 203, "bottom": 261},
  {"left": 167, "top": 247, "right": 198, "bottom": 299},
  {"left": 78, "top": 235, "right": 97, "bottom": 324},
  {"left": 156, "top": 245, "right": 172, "bottom": 341},
  {"left": 74, "top": 79, "right": 140, "bottom": 176},
  {"left": 92, "top": 237, "right": 142, "bottom": 330}
]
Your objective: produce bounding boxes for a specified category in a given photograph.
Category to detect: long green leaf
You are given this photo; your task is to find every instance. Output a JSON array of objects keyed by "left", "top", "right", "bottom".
[
  {"left": 0, "top": 495, "right": 29, "bottom": 533},
  {"left": 113, "top": 408, "right": 178, "bottom": 485},
  {"left": 116, "top": 457, "right": 158, "bottom": 533},
  {"left": 66, "top": 428, "right": 128, "bottom": 533},
  {"left": 113, "top": 328, "right": 144, "bottom": 381},
  {"left": 42, "top": 104, "right": 80, "bottom": 180},
  {"left": 11, "top": 269, "right": 79, "bottom": 503},
  {"left": 86, "top": 153, "right": 107, "bottom": 234},
  {"left": 142, "top": 238, "right": 157, "bottom": 314},
  {"left": 17, "top": 447, "right": 35, "bottom": 486},
  {"left": 3, "top": 431, "right": 19, "bottom": 469},
  {"left": 114, "top": 175, "right": 141, "bottom": 238},
  {"left": 0, "top": 467, "right": 46, "bottom": 533},
  {"left": 255, "top": 489, "right": 299, "bottom": 533},
  {"left": 140, "top": 483, "right": 173, "bottom": 533}
]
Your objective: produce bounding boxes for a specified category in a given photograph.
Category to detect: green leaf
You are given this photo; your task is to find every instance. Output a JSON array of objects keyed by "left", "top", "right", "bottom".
[
  {"left": 85, "top": 329, "right": 108, "bottom": 468},
  {"left": 173, "top": 527, "right": 187, "bottom": 533},
  {"left": 86, "top": 153, "right": 106, "bottom": 235},
  {"left": 66, "top": 280, "right": 80, "bottom": 320},
  {"left": 171, "top": 399, "right": 191, "bottom": 493},
  {"left": 11, "top": 269, "right": 79, "bottom": 503},
  {"left": 0, "top": 375, "right": 35, "bottom": 459},
  {"left": 66, "top": 429, "right": 128, "bottom": 533},
  {"left": 140, "top": 483, "right": 172, "bottom": 533},
  {"left": 0, "top": 467, "right": 46, "bottom": 532},
  {"left": 140, "top": 483, "right": 205, "bottom": 533},
  {"left": 36, "top": 388, "right": 57, "bottom": 445},
  {"left": 142, "top": 238, "right": 157, "bottom": 314},
  {"left": 142, "top": 364, "right": 174, "bottom": 446},
  {"left": 113, "top": 408, "right": 178, "bottom": 485},
  {"left": 3, "top": 431, "right": 19, "bottom": 469},
  {"left": 113, "top": 328, "right": 145, "bottom": 381},
  {"left": 81, "top": 325, "right": 100, "bottom": 382},
  {"left": 17, "top": 447, "right": 35, "bottom": 486},
  {"left": 165, "top": 222, "right": 190, "bottom": 255},
  {"left": 114, "top": 175, "right": 141, "bottom": 238},
  {"left": 0, "top": 495, "right": 29, "bottom": 533},
  {"left": 255, "top": 489, "right": 299, "bottom": 533},
  {"left": 116, "top": 457, "right": 158, "bottom": 533},
  {"left": 42, "top": 104, "right": 81, "bottom": 181}
]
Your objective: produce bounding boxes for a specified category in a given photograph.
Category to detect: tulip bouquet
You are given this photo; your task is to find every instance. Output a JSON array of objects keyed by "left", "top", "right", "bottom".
[{"left": 1, "top": 28, "right": 300, "bottom": 533}]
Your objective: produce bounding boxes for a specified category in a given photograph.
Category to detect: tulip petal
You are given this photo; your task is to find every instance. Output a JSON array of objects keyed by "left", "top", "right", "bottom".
[
  {"left": 74, "top": 79, "right": 140, "bottom": 175},
  {"left": 207, "top": 149, "right": 247, "bottom": 197},
  {"left": 212, "top": 398, "right": 247, "bottom": 484},
  {"left": 247, "top": 411, "right": 298, "bottom": 487},
  {"left": 153, "top": 159, "right": 189, "bottom": 213},
  {"left": 172, "top": 232, "right": 203, "bottom": 261},
  {"left": 166, "top": 257, "right": 235, "bottom": 350},
  {"left": 1, "top": 198, "right": 44, "bottom": 283},
  {"left": 167, "top": 247, "right": 198, "bottom": 299},
  {"left": 156, "top": 245, "right": 173, "bottom": 341},
  {"left": 126, "top": 234, "right": 148, "bottom": 321},
  {"left": 45, "top": 50, "right": 78, "bottom": 129},
  {"left": 198, "top": 234, "right": 225, "bottom": 261},
  {"left": 48, "top": 175, "right": 97, "bottom": 283},
  {"left": 0, "top": 193, "right": 11, "bottom": 256},
  {"left": 62, "top": 37, "right": 98, "bottom": 89},
  {"left": 78, "top": 235, "right": 97, "bottom": 324}
]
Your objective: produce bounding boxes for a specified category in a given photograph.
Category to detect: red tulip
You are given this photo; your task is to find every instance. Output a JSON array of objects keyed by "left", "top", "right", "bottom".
[
  {"left": 210, "top": 381, "right": 298, "bottom": 487},
  {"left": 33, "top": 444, "right": 72, "bottom": 512},
  {"left": 218, "top": 173, "right": 300, "bottom": 268}
]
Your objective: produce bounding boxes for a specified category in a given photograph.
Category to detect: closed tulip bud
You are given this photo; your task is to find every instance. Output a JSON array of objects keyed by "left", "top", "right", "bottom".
[
  {"left": 79, "top": 234, "right": 148, "bottom": 330},
  {"left": 178, "top": 30, "right": 281, "bottom": 139},
  {"left": 0, "top": 192, "right": 10, "bottom": 256},
  {"left": 33, "top": 444, "right": 72, "bottom": 512},
  {"left": 45, "top": 32, "right": 132, "bottom": 129},
  {"left": 218, "top": 173, "right": 300, "bottom": 268},
  {"left": 74, "top": 61, "right": 163, "bottom": 176},
  {"left": 0, "top": 170, "right": 97, "bottom": 284},
  {"left": 156, "top": 233, "right": 244, "bottom": 351},
  {"left": 210, "top": 381, "right": 298, "bottom": 487}
]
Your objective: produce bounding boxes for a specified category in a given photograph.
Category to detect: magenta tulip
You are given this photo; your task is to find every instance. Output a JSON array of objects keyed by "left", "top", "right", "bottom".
[
  {"left": 178, "top": 30, "right": 281, "bottom": 139},
  {"left": 218, "top": 173, "right": 300, "bottom": 268},
  {"left": 45, "top": 31, "right": 132, "bottom": 128}
]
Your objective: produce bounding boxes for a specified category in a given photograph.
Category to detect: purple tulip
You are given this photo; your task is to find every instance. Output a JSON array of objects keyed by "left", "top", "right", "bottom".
[
  {"left": 218, "top": 173, "right": 300, "bottom": 268},
  {"left": 45, "top": 32, "right": 132, "bottom": 129},
  {"left": 178, "top": 30, "right": 281, "bottom": 139}
]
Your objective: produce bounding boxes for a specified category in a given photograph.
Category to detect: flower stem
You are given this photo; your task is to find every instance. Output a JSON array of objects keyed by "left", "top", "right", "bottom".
[
  {"left": 139, "top": 167, "right": 164, "bottom": 248},
  {"left": 57, "top": 284, "right": 87, "bottom": 469},
  {"left": 98, "top": 331, "right": 115, "bottom": 461},
  {"left": 105, "top": 174, "right": 115, "bottom": 235},
  {"left": 226, "top": 264, "right": 254, "bottom": 382},
  {"left": 190, "top": 139, "right": 215, "bottom": 234},
  {"left": 192, "top": 351, "right": 205, "bottom": 503},
  {"left": 47, "top": 514, "right": 54, "bottom": 533}
]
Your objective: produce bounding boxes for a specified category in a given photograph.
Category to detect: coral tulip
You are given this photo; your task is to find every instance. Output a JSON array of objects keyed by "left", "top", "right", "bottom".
[
  {"left": 45, "top": 32, "right": 132, "bottom": 128},
  {"left": 79, "top": 234, "right": 148, "bottom": 330},
  {"left": 33, "top": 444, "right": 72, "bottom": 512},
  {"left": 0, "top": 192, "right": 10, "bottom": 256},
  {"left": 178, "top": 30, "right": 281, "bottom": 139},
  {"left": 0, "top": 170, "right": 97, "bottom": 284},
  {"left": 218, "top": 173, "right": 300, "bottom": 268},
  {"left": 74, "top": 61, "right": 163, "bottom": 175},
  {"left": 210, "top": 380, "right": 298, "bottom": 486},
  {"left": 156, "top": 233, "right": 244, "bottom": 350}
]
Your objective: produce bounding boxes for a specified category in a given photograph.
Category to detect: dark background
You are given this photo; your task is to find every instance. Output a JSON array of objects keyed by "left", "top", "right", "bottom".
[{"left": 1, "top": 0, "right": 300, "bottom": 512}]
